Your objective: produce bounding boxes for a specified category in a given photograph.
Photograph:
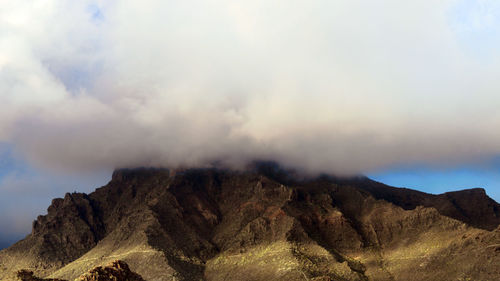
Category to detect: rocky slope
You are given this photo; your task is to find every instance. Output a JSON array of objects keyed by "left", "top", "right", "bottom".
[
  {"left": 1, "top": 164, "right": 499, "bottom": 281},
  {"left": 17, "top": 260, "right": 144, "bottom": 281}
]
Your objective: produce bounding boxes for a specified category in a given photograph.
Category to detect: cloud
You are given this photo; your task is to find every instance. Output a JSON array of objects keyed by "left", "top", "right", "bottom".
[{"left": 1, "top": 0, "right": 500, "bottom": 175}]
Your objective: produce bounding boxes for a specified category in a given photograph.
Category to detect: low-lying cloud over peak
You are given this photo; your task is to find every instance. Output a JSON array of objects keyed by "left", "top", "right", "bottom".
[{"left": 1, "top": 0, "right": 500, "bottom": 175}]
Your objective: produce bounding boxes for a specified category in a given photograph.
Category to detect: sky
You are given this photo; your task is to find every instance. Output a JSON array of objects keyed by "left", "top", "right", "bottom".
[{"left": 1, "top": 0, "right": 500, "bottom": 248}]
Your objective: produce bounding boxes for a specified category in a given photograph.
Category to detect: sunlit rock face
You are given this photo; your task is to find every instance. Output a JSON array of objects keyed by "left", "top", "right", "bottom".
[
  {"left": 1, "top": 164, "right": 499, "bottom": 281},
  {"left": 16, "top": 260, "right": 144, "bottom": 281}
]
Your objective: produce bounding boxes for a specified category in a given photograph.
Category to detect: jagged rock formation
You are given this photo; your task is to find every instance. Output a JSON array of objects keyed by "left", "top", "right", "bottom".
[
  {"left": 1, "top": 164, "right": 499, "bottom": 281},
  {"left": 16, "top": 260, "right": 144, "bottom": 281},
  {"left": 77, "top": 260, "right": 144, "bottom": 281}
]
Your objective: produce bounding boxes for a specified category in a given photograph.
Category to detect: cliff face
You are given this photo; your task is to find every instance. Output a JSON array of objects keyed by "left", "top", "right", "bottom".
[{"left": 1, "top": 165, "right": 499, "bottom": 281}]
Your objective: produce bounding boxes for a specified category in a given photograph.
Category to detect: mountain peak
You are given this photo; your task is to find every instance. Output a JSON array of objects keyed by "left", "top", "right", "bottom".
[{"left": 1, "top": 167, "right": 499, "bottom": 281}]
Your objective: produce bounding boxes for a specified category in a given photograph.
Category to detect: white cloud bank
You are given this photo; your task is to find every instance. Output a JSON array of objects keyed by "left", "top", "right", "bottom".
[{"left": 1, "top": 0, "right": 500, "bottom": 175}]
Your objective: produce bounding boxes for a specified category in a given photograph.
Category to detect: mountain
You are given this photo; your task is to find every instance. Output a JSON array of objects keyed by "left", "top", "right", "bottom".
[{"left": 0, "top": 164, "right": 499, "bottom": 281}]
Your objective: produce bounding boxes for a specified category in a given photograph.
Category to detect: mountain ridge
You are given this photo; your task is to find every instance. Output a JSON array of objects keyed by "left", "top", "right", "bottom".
[{"left": 1, "top": 165, "right": 499, "bottom": 281}]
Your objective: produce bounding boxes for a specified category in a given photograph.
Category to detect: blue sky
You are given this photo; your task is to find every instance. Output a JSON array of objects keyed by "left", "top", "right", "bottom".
[
  {"left": 370, "top": 162, "right": 500, "bottom": 202},
  {"left": 450, "top": 0, "right": 500, "bottom": 57}
]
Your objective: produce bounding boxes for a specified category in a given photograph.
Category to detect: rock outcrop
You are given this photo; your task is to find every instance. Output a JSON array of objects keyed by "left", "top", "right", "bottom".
[
  {"left": 16, "top": 260, "right": 144, "bottom": 281},
  {"left": 1, "top": 164, "right": 499, "bottom": 281},
  {"left": 77, "top": 260, "right": 144, "bottom": 281}
]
